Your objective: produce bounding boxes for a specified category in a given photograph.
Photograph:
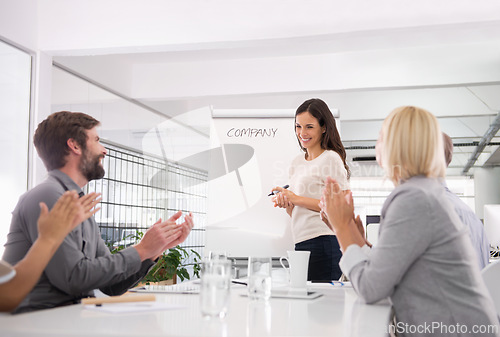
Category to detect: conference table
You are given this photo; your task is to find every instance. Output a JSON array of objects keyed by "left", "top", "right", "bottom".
[{"left": 0, "top": 280, "right": 391, "bottom": 337}]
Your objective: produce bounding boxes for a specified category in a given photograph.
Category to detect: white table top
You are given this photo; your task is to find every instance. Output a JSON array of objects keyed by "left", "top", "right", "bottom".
[{"left": 0, "top": 282, "right": 391, "bottom": 337}]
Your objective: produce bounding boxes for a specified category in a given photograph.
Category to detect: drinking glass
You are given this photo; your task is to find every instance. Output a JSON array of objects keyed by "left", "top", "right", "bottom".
[
  {"left": 208, "top": 251, "right": 228, "bottom": 261},
  {"left": 247, "top": 257, "right": 272, "bottom": 300},
  {"left": 200, "top": 259, "right": 232, "bottom": 319}
]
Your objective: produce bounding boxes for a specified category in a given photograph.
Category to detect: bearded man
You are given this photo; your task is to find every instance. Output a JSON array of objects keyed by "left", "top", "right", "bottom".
[{"left": 3, "top": 111, "right": 194, "bottom": 313}]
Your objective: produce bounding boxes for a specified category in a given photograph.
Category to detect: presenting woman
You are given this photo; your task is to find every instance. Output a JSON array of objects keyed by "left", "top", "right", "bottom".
[
  {"left": 271, "top": 98, "right": 350, "bottom": 281},
  {"left": 321, "top": 106, "right": 498, "bottom": 336}
]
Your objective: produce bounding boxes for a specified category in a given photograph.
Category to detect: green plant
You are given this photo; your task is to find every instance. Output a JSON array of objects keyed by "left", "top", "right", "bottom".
[
  {"left": 106, "top": 231, "right": 202, "bottom": 284},
  {"left": 142, "top": 246, "right": 202, "bottom": 283},
  {"left": 106, "top": 232, "right": 137, "bottom": 254}
]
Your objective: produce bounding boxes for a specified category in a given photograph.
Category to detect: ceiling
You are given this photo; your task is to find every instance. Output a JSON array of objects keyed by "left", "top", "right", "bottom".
[{"left": 44, "top": 1, "right": 500, "bottom": 177}]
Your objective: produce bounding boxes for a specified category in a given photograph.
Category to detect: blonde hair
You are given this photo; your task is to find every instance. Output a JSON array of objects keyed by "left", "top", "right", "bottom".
[{"left": 381, "top": 106, "right": 446, "bottom": 184}]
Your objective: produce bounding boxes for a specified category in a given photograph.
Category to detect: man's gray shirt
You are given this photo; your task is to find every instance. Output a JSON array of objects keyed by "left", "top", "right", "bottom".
[
  {"left": 2, "top": 170, "right": 155, "bottom": 313},
  {"left": 444, "top": 185, "right": 490, "bottom": 269}
]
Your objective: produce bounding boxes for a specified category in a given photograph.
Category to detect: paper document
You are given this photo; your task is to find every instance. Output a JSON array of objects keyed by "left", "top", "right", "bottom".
[
  {"left": 83, "top": 302, "right": 185, "bottom": 314},
  {"left": 307, "top": 281, "right": 352, "bottom": 288}
]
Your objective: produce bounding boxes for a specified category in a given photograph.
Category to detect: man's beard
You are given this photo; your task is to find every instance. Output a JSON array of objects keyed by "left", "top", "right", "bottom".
[{"left": 80, "top": 149, "right": 105, "bottom": 182}]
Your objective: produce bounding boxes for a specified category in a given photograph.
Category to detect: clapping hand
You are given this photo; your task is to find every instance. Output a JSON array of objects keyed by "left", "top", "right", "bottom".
[
  {"left": 134, "top": 211, "right": 195, "bottom": 261},
  {"left": 37, "top": 191, "right": 101, "bottom": 246},
  {"left": 320, "top": 177, "right": 354, "bottom": 232}
]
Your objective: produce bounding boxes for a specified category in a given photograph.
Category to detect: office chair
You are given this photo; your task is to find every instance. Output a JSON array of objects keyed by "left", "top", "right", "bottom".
[{"left": 481, "top": 259, "right": 500, "bottom": 316}]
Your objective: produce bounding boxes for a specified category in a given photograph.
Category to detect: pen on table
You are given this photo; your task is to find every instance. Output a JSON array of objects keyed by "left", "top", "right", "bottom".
[
  {"left": 268, "top": 184, "right": 290, "bottom": 196},
  {"left": 232, "top": 280, "right": 247, "bottom": 286},
  {"left": 81, "top": 294, "right": 156, "bottom": 306}
]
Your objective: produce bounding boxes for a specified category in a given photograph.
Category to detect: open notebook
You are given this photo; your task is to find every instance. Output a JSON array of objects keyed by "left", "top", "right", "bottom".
[
  {"left": 129, "top": 280, "right": 247, "bottom": 294},
  {"left": 129, "top": 282, "right": 201, "bottom": 294}
]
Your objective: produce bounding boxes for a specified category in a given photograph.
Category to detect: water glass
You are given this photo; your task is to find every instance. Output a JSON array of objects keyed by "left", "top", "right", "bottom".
[
  {"left": 207, "top": 251, "right": 228, "bottom": 261},
  {"left": 200, "top": 259, "right": 232, "bottom": 319},
  {"left": 247, "top": 257, "right": 272, "bottom": 300}
]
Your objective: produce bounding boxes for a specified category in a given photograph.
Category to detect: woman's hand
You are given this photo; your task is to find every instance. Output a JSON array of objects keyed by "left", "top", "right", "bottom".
[
  {"left": 37, "top": 191, "right": 101, "bottom": 246},
  {"left": 270, "top": 186, "right": 295, "bottom": 216},
  {"left": 354, "top": 214, "right": 372, "bottom": 247},
  {"left": 270, "top": 186, "right": 296, "bottom": 205},
  {"left": 272, "top": 192, "right": 295, "bottom": 216},
  {"left": 319, "top": 207, "right": 335, "bottom": 232},
  {"left": 320, "top": 177, "right": 355, "bottom": 232},
  {"left": 73, "top": 192, "right": 102, "bottom": 228},
  {"left": 320, "top": 177, "right": 367, "bottom": 251}
]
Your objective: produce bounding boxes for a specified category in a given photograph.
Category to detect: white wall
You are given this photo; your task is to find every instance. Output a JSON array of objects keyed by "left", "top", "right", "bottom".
[
  {"left": 31, "top": 1, "right": 500, "bottom": 108},
  {"left": 131, "top": 42, "right": 500, "bottom": 100},
  {"left": 32, "top": 51, "right": 54, "bottom": 186},
  {"left": 34, "top": 0, "right": 500, "bottom": 54},
  {"left": 0, "top": 41, "right": 33, "bottom": 256},
  {"left": 0, "top": 0, "right": 38, "bottom": 50},
  {"left": 0, "top": 1, "right": 56, "bottom": 186},
  {"left": 475, "top": 167, "right": 500, "bottom": 219}
]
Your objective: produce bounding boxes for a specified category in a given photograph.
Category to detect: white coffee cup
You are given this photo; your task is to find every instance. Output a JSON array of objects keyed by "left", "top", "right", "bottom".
[{"left": 279, "top": 250, "right": 310, "bottom": 288}]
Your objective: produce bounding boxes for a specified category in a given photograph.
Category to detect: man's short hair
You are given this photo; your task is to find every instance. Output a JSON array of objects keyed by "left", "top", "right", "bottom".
[
  {"left": 34, "top": 111, "right": 100, "bottom": 171},
  {"left": 443, "top": 132, "right": 453, "bottom": 167}
]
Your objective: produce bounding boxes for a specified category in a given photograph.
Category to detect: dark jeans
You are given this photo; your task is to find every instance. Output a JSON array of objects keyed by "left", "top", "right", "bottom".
[{"left": 295, "top": 235, "right": 342, "bottom": 281}]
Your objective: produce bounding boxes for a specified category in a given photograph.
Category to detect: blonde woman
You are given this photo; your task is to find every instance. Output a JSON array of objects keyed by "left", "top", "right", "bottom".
[{"left": 321, "top": 106, "right": 498, "bottom": 336}]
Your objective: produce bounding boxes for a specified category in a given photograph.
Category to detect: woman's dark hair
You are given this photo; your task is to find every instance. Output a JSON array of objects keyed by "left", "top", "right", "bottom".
[
  {"left": 34, "top": 111, "right": 100, "bottom": 171},
  {"left": 295, "top": 98, "right": 350, "bottom": 179}
]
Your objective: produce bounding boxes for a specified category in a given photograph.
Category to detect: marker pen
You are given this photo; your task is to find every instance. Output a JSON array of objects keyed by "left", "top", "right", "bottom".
[{"left": 268, "top": 184, "right": 289, "bottom": 196}]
